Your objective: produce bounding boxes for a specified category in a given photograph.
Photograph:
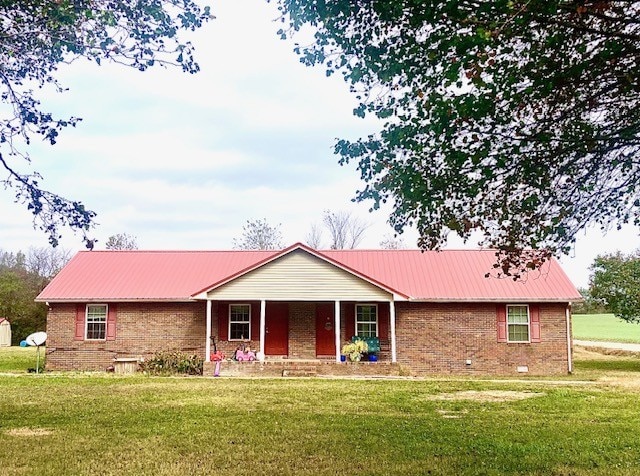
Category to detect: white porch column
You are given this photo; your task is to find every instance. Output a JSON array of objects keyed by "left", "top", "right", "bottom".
[
  {"left": 259, "top": 299, "right": 266, "bottom": 361},
  {"left": 390, "top": 299, "right": 397, "bottom": 363},
  {"left": 205, "top": 299, "right": 212, "bottom": 363},
  {"left": 334, "top": 300, "right": 341, "bottom": 362}
]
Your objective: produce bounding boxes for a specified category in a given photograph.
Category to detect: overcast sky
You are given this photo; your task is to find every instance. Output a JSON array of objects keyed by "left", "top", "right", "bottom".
[{"left": 0, "top": 0, "right": 637, "bottom": 289}]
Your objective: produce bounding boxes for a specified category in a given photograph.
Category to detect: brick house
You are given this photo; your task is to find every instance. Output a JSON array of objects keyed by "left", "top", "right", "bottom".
[{"left": 36, "top": 243, "right": 581, "bottom": 376}]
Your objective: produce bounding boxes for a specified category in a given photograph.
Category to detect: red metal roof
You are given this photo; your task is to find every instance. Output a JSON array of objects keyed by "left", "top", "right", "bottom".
[
  {"left": 322, "top": 249, "right": 581, "bottom": 301},
  {"left": 36, "top": 245, "right": 581, "bottom": 302},
  {"left": 37, "top": 250, "right": 276, "bottom": 302}
]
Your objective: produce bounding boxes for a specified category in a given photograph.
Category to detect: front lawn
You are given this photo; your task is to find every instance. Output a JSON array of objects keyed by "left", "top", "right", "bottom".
[
  {"left": 2, "top": 347, "right": 640, "bottom": 475},
  {"left": 572, "top": 313, "right": 640, "bottom": 343},
  {"left": 1, "top": 357, "right": 640, "bottom": 475}
]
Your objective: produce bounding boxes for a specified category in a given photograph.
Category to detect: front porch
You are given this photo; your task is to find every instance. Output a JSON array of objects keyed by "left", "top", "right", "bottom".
[
  {"left": 194, "top": 246, "right": 403, "bottom": 369},
  {"left": 202, "top": 300, "right": 397, "bottom": 365},
  {"left": 203, "top": 358, "right": 402, "bottom": 378}
]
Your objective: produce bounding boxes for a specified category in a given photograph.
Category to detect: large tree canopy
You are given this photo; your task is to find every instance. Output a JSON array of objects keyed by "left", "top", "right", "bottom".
[
  {"left": 1, "top": 0, "right": 210, "bottom": 247},
  {"left": 276, "top": 0, "right": 640, "bottom": 276}
]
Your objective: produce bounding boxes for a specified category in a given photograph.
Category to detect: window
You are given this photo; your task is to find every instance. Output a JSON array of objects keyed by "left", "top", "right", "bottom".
[
  {"left": 86, "top": 304, "right": 107, "bottom": 340},
  {"left": 507, "top": 305, "right": 530, "bottom": 342},
  {"left": 356, "top": 304, "right": 378, "bottom": 337},
  {"left": 229, "top": 304, "right": 251, "bottom": 340}
]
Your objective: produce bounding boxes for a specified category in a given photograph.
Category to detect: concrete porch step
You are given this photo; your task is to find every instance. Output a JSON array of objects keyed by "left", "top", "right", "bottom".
[
  {"left": 281, "top": 362, "right": 319, "bottom": 377},
  {"left": 282, "top": 369, "right": 318, "bottom": 377}
]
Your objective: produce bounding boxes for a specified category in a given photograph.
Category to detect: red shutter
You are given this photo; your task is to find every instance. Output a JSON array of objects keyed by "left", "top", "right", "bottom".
[
  {"left": 75, "top": 304, "right": 85, "bottom": 340},
  {"left": 344, "top": 302, "right": 355, "bottom": 339},
  {"left": 530, "top": 304, "right": 541, "bottom": 343},
  {"left": 250, "top": 302, "right": 260, "bottom": 341},
  {"left": 496, "top": 304, "right": 507, "bottom": 343},
  {"left": 218, "top": 302, "right": 229, "bottom": 341},
  {"left": 378, "top": 303, "right": 389, "bottom": 339},
  {"left": 106, "top": 304, "right": 117, "bottom": 341}
]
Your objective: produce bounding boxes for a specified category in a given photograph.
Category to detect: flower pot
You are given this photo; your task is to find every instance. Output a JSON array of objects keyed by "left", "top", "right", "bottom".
[
  {"left": 340, "top": 355, "right": 346, "bottom": 362},
  {"left": 368, "top": 354, "right": 378, "bottom": 362}
]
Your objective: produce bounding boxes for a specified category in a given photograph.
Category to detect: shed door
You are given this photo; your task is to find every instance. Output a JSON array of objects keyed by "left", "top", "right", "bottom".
[
  {"left": 265, "top": 302, "right": 288, "bottom": 355},
  {"left": 316, "top": 302, "right": 336, "bottom": 356}
]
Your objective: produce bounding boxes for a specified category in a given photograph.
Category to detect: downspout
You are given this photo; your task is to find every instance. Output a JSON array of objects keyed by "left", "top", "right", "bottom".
[{"left": 566, "top": 303, "right": 573, "bottom": 374}]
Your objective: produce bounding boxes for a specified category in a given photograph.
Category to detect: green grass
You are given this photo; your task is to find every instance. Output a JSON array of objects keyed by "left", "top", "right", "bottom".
[
  {"left": 572, "top": 313, "right": 640, "bottom": 343},
  {"left": 0, "top": 346, "right": 45, "bottom": 373},
  {"left": 1, "top": 349, "right": 640, "bottom": 475}
]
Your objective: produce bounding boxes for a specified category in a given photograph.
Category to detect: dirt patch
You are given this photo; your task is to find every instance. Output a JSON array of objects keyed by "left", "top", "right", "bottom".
[
  {"left": 429, "top": 390, "right": 545, "bottom": 402},
  {"left": 6, "top": 427, "right": 53, "bottom": 437},
  {"left": 574, "top": 345, "right": 640, "bottom": 358}
]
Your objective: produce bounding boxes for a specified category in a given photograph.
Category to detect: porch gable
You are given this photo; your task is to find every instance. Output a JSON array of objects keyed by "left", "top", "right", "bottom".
[{"left": 203, "top": 249, "right": 392, "bottom": 301}]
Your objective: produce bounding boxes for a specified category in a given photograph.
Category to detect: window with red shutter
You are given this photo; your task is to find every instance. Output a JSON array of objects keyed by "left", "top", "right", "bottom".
[
  {"left": 75, "top": 304, "right": 85, "bottom": 340},
  {"left": 496, "top": 304, "right": 507, "bottom": 343}
]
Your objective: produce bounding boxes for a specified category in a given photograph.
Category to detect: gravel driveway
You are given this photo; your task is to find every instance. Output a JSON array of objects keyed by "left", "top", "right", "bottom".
[{"left": 574, "top": 340, "right": 640, "bottom": 352}]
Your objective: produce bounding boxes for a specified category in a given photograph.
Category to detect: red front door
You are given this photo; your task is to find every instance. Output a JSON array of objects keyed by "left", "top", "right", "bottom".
[
  {"left": 316, "top": 302, "right": 336, "bottom": 356},
  {"left": 265, "top": 302, "right": 288, "bottom": 355}
]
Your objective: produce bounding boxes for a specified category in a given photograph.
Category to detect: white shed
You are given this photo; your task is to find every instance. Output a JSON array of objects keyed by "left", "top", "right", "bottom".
[{"left": 0, "top": 318, "right": 11, "bottom": 347}]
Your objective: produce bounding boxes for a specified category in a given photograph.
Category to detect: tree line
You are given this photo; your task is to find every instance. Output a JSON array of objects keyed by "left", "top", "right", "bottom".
[{"left": 0, "top": 248, "right": 71, "bottom": 344}]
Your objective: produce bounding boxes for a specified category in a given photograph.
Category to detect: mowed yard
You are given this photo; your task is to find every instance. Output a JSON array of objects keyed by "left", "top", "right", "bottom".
[
  {"left": 1, "top": 348, "right": 640, "bottom": 475},
  {"left": 572, "top": 313, "right": 640, "bottom": 343}
]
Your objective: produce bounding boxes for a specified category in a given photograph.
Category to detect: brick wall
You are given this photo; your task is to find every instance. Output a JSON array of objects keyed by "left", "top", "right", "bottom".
[
  {"left": 46, "top": 302, "right": 206, "bottom": 371},
  {"left": 395, "top": 302, "right": 570, "bottom": 376},
  {"left": 288, "top": 302, "right": 316, "bottom": 358},
  {"left": 46, "top": 300, "right": 570, "bottom": 375}
]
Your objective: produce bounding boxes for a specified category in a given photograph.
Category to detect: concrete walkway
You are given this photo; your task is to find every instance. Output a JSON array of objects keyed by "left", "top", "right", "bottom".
[{"left": 574, "top": 340, "right": 640, "bottom": 352}]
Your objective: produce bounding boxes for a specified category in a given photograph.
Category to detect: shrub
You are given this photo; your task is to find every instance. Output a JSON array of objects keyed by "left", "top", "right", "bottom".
[{"left": 140, "top": 350, "right": 203, "bottom": 376}]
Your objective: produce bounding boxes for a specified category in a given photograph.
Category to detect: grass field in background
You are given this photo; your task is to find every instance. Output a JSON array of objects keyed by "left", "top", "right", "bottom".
[
  {"left": 572, "top": 314, "right": 640, "bottom": 343},
  {"left": 1, "top": 347, "right": 640, "bottom": 475},
  {"left": 0, "top": 346, "right": 44, "bottom": 373}
]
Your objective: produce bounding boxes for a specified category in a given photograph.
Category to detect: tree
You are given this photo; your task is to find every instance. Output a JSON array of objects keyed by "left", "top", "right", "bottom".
[
  {"left": 0, "top": 250, "right": 49, "bottom": 343},
  {"left": 305, "top": 223, "right": 324, "bottom": 249},
  {"left": 590, "top": 251, "right": 640, "bottom": 323},
  {"left": 106, "top": 233, "right": 139, "bottom": 250},
  {"left": 233, "top": 219, "right": 284, "bottom": 250},
  {"left": 320, "top": 209, "right": 369, "bottom": 249},
  {"left": 276, "top": 1, "right": 640, "bottom": 276},
  {"left": 1, "top": 1, "right": 211, "bottom": 248},
  {"left": 379, "top": 234, "right": 405, "bottom": 250},
  {"left": 571, "top": 287, "right": 607, "bottom": 315}
]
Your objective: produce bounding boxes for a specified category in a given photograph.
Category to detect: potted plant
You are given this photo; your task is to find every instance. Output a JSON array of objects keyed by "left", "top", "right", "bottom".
[{"left": 341, "top": 340, "right": 368, "bottom": 362}]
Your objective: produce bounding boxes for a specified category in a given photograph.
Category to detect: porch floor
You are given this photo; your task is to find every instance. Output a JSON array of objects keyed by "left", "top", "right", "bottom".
[{"left": 203, "top": 359, "right": 401, "bottom": 378}]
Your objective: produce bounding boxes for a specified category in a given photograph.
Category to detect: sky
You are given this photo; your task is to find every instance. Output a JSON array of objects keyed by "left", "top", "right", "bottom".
[{"left": 0, "top": 0, "right": 637, "bottom": 289}]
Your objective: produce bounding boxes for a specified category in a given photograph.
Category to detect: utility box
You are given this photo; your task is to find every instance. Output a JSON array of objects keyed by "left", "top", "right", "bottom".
[{"left": 113, "top": 358, "right": 140, "bottom": 374}]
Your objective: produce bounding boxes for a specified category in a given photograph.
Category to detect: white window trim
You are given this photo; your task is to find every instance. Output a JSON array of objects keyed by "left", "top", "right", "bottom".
[
  {"left": 85, "top": 304, "right": 108, "bottom": 341},
  {"left": 228, "top": 303, "right": 251, "bottom": 341},
  {"left": 355, "top": 303, "right": 379, "bottom": 338},
  {"left": 506, "top": 304, "right": 530, "bottom": 343}
]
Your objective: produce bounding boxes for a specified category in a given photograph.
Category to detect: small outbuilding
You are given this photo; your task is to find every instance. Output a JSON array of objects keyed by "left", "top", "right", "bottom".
[{"left": 0, "top": 318, "right": 11, "bottom": 347}]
